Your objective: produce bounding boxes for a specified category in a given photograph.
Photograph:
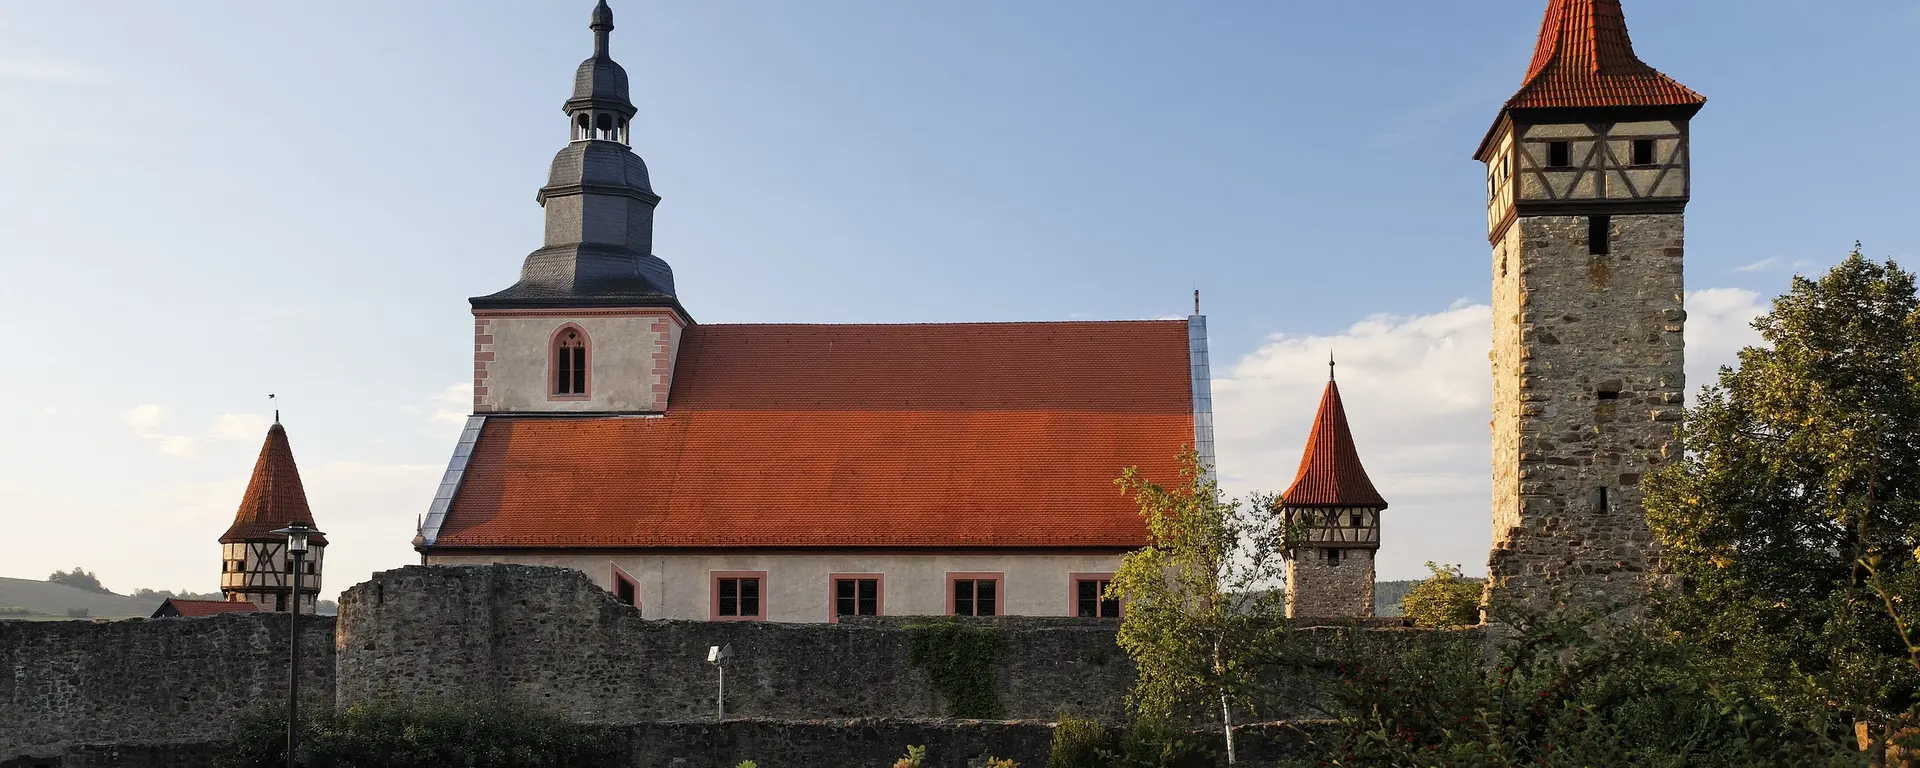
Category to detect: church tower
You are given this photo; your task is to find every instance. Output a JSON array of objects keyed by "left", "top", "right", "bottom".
[
  {"left": 1280, "top": 363, "right": 1386, "bottom": 619},
  {"left": 219, "top": 421, "right": 326, "bottom": 613},
  {"left": 1478, "top": 0, "right": 1704, "bottom": 620},
  {"left": 469, "top": 0, "right": 689, "bottom": 415}
]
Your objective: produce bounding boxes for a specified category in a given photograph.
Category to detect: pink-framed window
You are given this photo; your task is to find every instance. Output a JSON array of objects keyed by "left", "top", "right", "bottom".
[
  {"left": 1070, "top": 573, "right": 1121, "bottom": 619},
  {"left": 550, "top": 324, "right": 590, "bottom": 399},
  {"left": 828, "top": 573, "right": 884, "bottom": 623},
  {"left": 947, "top": 572, "right": 1004, "bottom": 617},
  {"left": 710, "top": 571, "right": 767, "bottom": 621},
  {"left": 610, "top": 563, "right": 640, "bottom": 614}
]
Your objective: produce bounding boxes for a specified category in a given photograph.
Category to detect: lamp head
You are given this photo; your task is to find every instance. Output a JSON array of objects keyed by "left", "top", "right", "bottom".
[{"left": 270, "top": 523, "right": 326, "bottom": 553}]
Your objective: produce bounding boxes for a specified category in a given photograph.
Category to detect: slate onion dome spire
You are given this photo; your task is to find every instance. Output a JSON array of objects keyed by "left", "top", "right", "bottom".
[{"left": 471, "top": 1, "right": 685, "bottom": 315}]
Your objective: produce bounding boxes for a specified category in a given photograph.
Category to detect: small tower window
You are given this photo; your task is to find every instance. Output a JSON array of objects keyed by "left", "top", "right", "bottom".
[
  {"left": 1325, "top": 548, "right": 1342, "bottom": 567},
  {"left": 552, "top": 326, "right": 589, "bottom": 397},
  {"left": 1631, "top": 139, "right": 1656, "bottom": 166},
  {"left": 1588, "top": 215, "right": 1611, "bottom": 255},
  {"left": 575, "top": 113, "right": 590, "bottom": 141},
  {"left": 1547, "top": 141, "right": 1572, "bottom": 168}
]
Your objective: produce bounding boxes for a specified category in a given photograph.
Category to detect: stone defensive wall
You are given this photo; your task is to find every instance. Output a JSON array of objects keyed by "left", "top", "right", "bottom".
[
  {"left": 0, "top": 613, "right": 335, "bottom": 760},
  {"left": 4, "top": 564, "right": 1482, "bottom": 765}
]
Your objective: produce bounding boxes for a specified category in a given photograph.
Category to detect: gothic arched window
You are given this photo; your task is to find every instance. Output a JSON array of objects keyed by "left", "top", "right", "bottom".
[{"left": 552, "top": 325, "right": 589, "bottom": 397}]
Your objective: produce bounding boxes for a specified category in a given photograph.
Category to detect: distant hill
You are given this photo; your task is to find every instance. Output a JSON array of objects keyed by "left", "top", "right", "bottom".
[
  {"left": 0, "top": 576, "right": 164, "bottom": 619},
  {"left": 1375, "top": 580, "right": 1416, "bottom": 617}
]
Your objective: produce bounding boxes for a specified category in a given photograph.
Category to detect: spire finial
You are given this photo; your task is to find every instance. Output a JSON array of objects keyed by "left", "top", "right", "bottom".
[
  {"left": 1329, "top": 351, "right": 1336, "bottom": 381},
  {"left": 1193, "top": 289, "right": 1201, "bottom": 316},
  {"left": 591, "top": 0, "right": 614, "bottom": 57}
]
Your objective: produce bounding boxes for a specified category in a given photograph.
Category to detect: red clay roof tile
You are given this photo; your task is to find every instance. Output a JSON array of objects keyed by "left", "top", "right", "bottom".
[
  {"left": 220, "top": 423, "right": 326, "bottom": 545},
  {"left": 433, "top": 320, "right": 1196, "bottom": 549},
  {"left": 1505, "top": 0, "right": 1705, "bottom": 111},
  {"left": 1280, "top": 380, "right": 1386, "bottom": 509}
]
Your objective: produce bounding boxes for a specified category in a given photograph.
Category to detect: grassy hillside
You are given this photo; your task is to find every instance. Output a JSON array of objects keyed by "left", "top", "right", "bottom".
[{"left": 0, "top": 576, "right": 163, "bottom": 619}]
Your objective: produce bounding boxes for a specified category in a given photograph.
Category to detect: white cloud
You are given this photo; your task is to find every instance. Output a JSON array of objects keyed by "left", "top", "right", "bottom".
[
  {"left": 1733, "top": 257, "right": 1779, "bottom": 273},
  {"left": 122, "top": 404, "right": 169, "bottom": 432},
  {"left": 123, "top": 404, "right": 200, "bottom": 459},
  {"left": 1209, "top": 288, "right": 1770, "bottom": 582},
  {"left": 208, "top": 413, "right": 270, "bottom": 442},
  {"left": 0, "top": 52, "right": 107, "bottom": 85},
  {"left": 431, "top": 383, "right": 472, "bottom": 435}
]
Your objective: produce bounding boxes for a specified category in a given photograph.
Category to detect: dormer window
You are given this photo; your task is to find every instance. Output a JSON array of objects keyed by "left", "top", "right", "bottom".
[{"left": 552, "top": 325, "right": 589, "bottom": 398}]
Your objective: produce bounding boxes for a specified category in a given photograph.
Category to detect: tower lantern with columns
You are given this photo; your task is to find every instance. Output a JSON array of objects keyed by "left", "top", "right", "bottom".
[
  {"left": 1478, "top": 0, "right": 1704, "bottom": 620},
  {"left": 219, "top": 420, "right": 326, "bottom": 613},
  {"left": 1279, "top": 359, "right": 1386, "bottom": 619}
]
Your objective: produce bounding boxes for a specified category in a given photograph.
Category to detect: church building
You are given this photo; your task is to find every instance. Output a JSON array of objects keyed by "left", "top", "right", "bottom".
[{"left": 415, "top": 2, "right": 1212, "bottom": 623}]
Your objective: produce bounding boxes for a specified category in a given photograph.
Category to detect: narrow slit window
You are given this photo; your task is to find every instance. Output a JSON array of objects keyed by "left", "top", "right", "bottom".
[
  {"left": 1588, "top": 215, "right": 1611, "bottom": 255},
  {"left": 1547, "top": 141, "right": 1572, "bottom": 168},
  {"left": 1597, "top": 486, "right": 1610, "bottom": 514},
  {"left": 1325, "top": 548, "right": 1342, "bottom": 567},
  {"left": 1597, "top": 389, "right": 1621, "bottom": 401},
  {"left": 1632, "top": 139, "right": 1656, "bottom": 166},
  {"left": 552, "top": 327, "right": 588, "bottom": 396}
]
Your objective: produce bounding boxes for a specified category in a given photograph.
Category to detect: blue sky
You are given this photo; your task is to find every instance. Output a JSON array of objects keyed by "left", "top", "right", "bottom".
[{"left": 1, "top": 2, "right": 1915, "bottom": 600}]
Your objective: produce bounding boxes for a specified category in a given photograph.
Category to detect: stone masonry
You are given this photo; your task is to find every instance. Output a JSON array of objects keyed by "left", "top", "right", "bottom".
[
  {"left": 1287, "top": 548, "right": 1376, "bottom": 619},
  {"left": 1486, "top": 213, "right": 1685, "bottom": 620}
]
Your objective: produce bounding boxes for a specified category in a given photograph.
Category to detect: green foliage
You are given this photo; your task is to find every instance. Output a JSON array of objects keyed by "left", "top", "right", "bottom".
[
  {"left": 1399, "top": 562, "right": 1483, "bottom": 629},
  {"left": 1110, "top": 449, "right": 1287, "bottom": 729},
  {"left": 982, "top": 759, "right": 1019, "bottom": 768},
  {"left": 65, "top": 607, "right": 90, "bottom": 618},
  {"left": 1046, "top": 715, "right": 1109, "bottom": 768},
  {"left": 218, "top": 697, "right": 616, "bottom": 768},
  {"left": 1284, "top": 616, "right": 1866, "bottom": 767},
  {"left": 735, "top": 761, "right": 758, "bottom": 768},
  {"left": 891, "top": 744, "right": 927, "bottom": 768},
  {"left": 0, "top": 605, "right": 39, "bottom": 616},
  {"left": 1097, "top": 720, "right": 1215, "bottom": 768},
  {"left": 907, "top": 619, "right": 1007, "bottom": 719},
  {"left": 47, "top": 567, "right": 108, "bottom": 594},
  {"left": 1643, "top": 248, "right": 1920, "bottom": 731}
]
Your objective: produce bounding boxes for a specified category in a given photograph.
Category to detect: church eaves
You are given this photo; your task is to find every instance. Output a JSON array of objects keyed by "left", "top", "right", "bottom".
[
  {"left": 220, "top": 422, "right": 326, "bottom": 545},
  {"left": 1280, "top": 379, "right": 1386, "bottom": 509}
]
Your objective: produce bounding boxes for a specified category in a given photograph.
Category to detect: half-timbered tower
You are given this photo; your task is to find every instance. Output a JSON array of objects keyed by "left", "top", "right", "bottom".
[
  {"left": 1279, "top": 367, "right": 1386, "bottom": 619},
  {"left": 1477, "top": 0, "right": 1704, "bottom": 620},
  {"left": 219, "top": 421, "right": 326, "bottom": 613}
]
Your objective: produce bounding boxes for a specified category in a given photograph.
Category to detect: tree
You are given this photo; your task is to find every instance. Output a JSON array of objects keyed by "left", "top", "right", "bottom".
[
  {"left": 47, "top": 567, "right": 108, "bottom": 594},
  {"left": 1109, "top": 449, "right": 1286, "bottom": 763},
  {"left": 1399, "top": 562, "right": 1482, "bottom": 629},
  {"left": 1644, "top": 248, "right": 1920, "bottom": 759}
]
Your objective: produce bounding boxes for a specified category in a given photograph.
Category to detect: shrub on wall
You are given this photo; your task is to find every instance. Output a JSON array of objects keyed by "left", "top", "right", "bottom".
[
  {"left": 1399, "top": 562, "right": 1482, "bottom": 629},
  {"left": 218, "top": 698, "right": 617, "bottom": 768},
  {"left": 1046, "top": 715, "right": 1109, "bottom": 768},
  {"left": 906, "top": 619, "right": 1008, "bottom": 719}
]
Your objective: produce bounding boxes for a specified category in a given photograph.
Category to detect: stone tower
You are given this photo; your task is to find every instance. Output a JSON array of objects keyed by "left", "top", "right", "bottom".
[
  {"left": 468, "top": 0, "right": 690, "bottom": 416},
  {"left": 219, "top": 421, "right": 326, "bottom": 613},
  {"left": 1477, "top": 0, "right": 1704, "bottom": 620},
  {"left": 1280, "top": 363, "right": 1386, "bottom": 619}
]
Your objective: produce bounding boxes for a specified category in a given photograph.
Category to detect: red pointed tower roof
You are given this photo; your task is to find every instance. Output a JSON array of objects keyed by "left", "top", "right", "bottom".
[
  {"left": 1505, "top": 0, "right": 1705, "bottom": 111},
  {"left": 220, "top": 422, "right": 325, "bottom": 545},
  {"left": 1281, "top": 373, "right": 1386, "bottom": 509}
]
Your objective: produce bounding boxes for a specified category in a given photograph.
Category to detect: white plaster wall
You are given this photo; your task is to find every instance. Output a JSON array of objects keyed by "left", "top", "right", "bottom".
[
  {"left": 481, "top": 312, "right": 681, "bottom": 413},
  {"left": 427, "top": 552, "right": 1129, "bottom": 623}
]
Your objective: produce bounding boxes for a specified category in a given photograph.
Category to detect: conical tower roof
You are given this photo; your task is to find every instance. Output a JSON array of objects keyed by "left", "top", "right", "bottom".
[
  {"left": 1280, "top": 379, "right": 1386, "bottom": 509},
  {"left": 219, "top": 422, "right": 325, "bottom": 545},
  {"left": 1505, "top": 0, "right": 1705, "bottom": 111}
]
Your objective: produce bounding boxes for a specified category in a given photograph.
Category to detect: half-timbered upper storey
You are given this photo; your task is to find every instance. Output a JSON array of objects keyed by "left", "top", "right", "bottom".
[{"left": 1475, "top": 0, "right": 1707, "bottom": 241}]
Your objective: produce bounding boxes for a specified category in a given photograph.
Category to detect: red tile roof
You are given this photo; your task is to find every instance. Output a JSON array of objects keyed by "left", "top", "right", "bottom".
[
  {"left": 433, "top": 321, "right": 1196, "bottom": 549},
  {"left": 1280, "top": 380, "right": 1386, "bottom": 509},
  {"left": 1505, "top": 0, "right": 1705, "bottom": 110},
  {"left": 152, "top": 598, "right": 261, "bottom": 618},
  {"left": 220, "top": 423, "right": 326, "bottom": 545}
]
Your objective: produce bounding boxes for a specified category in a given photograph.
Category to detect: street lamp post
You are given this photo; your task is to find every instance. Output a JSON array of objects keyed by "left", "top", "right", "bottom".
[{"left": 271, "top": 523, "right": 324, "bottom": 768}]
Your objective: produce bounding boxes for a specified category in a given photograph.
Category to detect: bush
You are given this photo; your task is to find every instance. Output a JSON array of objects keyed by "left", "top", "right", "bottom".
[
  {"left": 1099, "top": 721, "right": 1214, "bottom": 768},
  {"left": 892, "top": 744, "right": 927, "bottom": 768},
  {"left": 1398, "top": 562, "right": 1481, "bottom": 628},
  {"left": 906, "top": 619, "right": 1007, "bottom": 719},
  {"left": 65, "top": 607, "right": 90, "bottom": 618},
  {"left": 218, "top": 698, "right": 617, "bottom": 768},
  {"left": 1046, "top": 715, "right": 1109, "bottom": 768}
]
